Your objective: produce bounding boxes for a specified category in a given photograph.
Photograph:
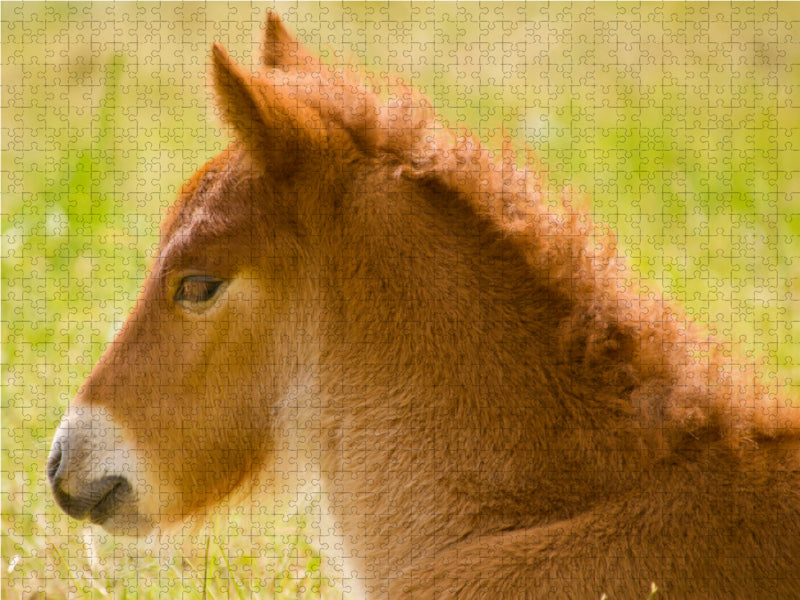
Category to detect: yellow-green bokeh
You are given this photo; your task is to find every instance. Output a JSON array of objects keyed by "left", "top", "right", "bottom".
[{"left": 3, "top": 3, "right": 799, "bottom": 598}]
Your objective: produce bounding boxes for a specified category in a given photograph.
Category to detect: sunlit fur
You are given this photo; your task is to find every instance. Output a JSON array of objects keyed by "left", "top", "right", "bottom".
[{"left": 62, "top": 12, "right": 799, "bottom": 599}]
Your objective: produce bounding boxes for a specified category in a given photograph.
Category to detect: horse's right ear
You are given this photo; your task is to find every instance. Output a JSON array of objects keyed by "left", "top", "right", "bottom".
[
  {"left": 262, "top": 11, "right": 316, "bottom": 72},
  {"left": 211, "top": 42, "right": 324, "bottom": 176}
]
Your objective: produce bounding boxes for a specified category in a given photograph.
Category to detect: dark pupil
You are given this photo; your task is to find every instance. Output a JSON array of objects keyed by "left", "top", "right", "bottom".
[{"left": 175, "top": 276, "right": 222, "bottom": 303}]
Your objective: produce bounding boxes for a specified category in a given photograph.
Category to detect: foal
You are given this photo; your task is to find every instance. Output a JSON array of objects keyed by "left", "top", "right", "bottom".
[{"left": 48, "top": 13, "right": 800, "bottom": 599}]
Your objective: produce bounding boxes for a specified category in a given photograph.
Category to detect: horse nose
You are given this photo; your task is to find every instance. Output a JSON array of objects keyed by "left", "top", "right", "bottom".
[
  {"left": 46, "top": 438, "right": 64, "bottom": 486},
  {"left": 47, "top": 431, "right": 133, "bottom": 523},
  {"left": 46, "top": 437, "right": 81, "bottom": 517}
]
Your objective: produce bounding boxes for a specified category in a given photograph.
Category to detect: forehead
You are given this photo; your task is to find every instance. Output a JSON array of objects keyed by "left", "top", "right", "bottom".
[
  {"left": 160, "top": 145, "right": 254, "bottom": 245},
  {"left": 152, "top": 146, "right": 279, "bottom": 279}
]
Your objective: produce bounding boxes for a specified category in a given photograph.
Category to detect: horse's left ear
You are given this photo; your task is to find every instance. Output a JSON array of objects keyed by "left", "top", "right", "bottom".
[
  {"left": 211, "top": 42, "right": 324, "bottom": 175},
  {"left": 262, "top": 11, "right": 316, "bottom": 72}
]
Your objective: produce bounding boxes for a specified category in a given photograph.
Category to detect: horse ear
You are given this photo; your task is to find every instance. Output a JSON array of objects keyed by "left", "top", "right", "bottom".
[
  {"left": 211, "top": 42, "right": 323, "bottom": 175},
  {"left": 262, "top": 11, "right": 316, "bottom": 72}
]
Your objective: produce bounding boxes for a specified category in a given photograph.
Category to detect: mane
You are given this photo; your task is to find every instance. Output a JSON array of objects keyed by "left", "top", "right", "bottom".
[{"left": 251, "top": 47, "right": 795, "bottom": 449}]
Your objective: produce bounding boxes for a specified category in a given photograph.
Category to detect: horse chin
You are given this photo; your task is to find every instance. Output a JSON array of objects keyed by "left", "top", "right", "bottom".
[{"left": 96, "top": 510, "right": 157, "bottom": 537}]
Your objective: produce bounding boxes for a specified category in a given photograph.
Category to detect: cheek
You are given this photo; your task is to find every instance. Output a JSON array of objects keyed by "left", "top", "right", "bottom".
[
  {"left": 125, "top": 347, "right": 274, "bottom": 513},
  {"left": 157, "top": 295, "right": 277, "bottom": 508}
]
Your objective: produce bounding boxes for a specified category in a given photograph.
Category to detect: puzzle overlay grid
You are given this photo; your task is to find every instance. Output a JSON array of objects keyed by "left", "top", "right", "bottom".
[{"left": 3, "top": 3, "right": 798, "bottom": 598}]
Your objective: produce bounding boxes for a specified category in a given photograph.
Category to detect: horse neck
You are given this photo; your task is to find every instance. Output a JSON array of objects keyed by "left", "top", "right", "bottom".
[{"left": 320, "top": 171, "right": 600, "bottom": 427}]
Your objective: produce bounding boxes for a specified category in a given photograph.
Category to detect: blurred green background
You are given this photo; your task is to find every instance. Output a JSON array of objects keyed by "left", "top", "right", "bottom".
[{"left": 3, "top": 2, "right": 799, "bottom": 598}]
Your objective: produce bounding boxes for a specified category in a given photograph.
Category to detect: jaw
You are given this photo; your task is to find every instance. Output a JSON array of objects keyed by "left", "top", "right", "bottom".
[{"left": 95, "top": 507, "right": 158, "bottom": 537}]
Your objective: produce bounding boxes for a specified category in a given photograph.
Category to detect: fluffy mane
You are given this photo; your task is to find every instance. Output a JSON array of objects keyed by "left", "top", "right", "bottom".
[{"left": 231, "top": 12, "right": 795, "bottom": 449}]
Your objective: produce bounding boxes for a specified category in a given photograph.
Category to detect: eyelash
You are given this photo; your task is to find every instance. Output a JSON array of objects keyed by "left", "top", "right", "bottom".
[{"left": 174, "top": 276, "right": 225, "bottom": 304}]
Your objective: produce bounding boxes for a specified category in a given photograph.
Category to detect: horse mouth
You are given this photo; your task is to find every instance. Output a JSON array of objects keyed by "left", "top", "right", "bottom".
[
  {"left": 49, "top": 473, "right": 134, "bottom": 525},
  {"left": 87, "top": 477, "right": 134, "bottom": 524}
]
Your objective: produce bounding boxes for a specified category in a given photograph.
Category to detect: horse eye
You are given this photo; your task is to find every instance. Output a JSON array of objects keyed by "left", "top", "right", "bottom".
[{"left": 174, "top": 276, "right": 224, "bottom": 304}]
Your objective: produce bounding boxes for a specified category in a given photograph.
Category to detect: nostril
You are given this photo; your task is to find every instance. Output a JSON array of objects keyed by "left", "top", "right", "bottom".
[{"left": 46, "top": 439, "right": 63, "bottom": 485}]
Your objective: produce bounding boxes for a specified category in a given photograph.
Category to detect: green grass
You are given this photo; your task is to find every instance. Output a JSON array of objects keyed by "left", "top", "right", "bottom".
[
  {"left": 3, "top": 506, "right": 339, "bottom": 598},
  {"left": 3, "top": 3, "right": 799, "bottom": 598}
]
